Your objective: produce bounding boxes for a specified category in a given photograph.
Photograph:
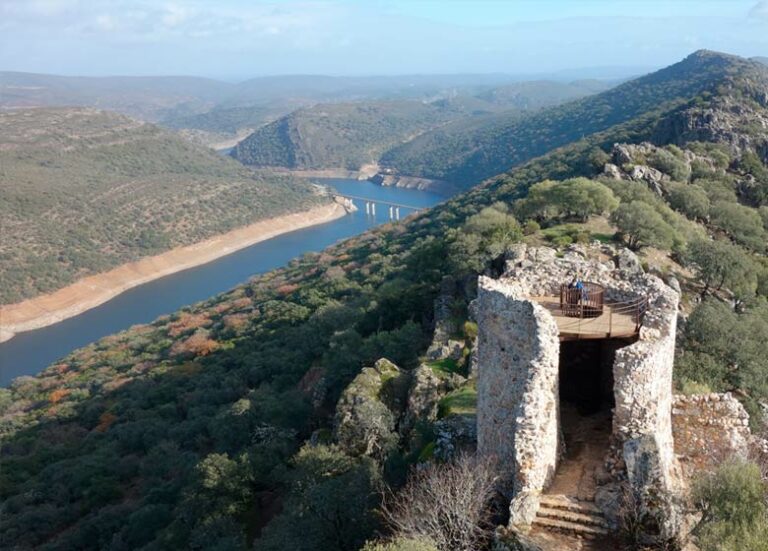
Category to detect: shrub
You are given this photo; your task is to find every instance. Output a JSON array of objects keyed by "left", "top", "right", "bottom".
[
  {"left": 686, "top": 238, "right": 758, "bottom": 298},
  {"left": 709, "top": 201, "right": 766, "bottom": 252},
  {"left": 692, "top": 460, "right": 768, "bottom": 551},
  {"left": 611, "top": 201, "right": 677, "bottom": 250},
  {"left": 361, "top": 538, "right": 439, "bottom": 551},
  {"left": 668, "top": 183, "right": 710, "bottom": 220},
  {"left": 648, "top": 148, "right": 691, "bottom": 182},
  {"left": 382, "top": 454, "right": 497, "bottom": 551},
  {"left": 449, "top": 203, "right": 522, "bottom": 274},
  {"left": 516, "top": 178, "right": 619, "bottom": 223},
  {"left": 522, "top": 219, "right": 540, "bottom": 235}
]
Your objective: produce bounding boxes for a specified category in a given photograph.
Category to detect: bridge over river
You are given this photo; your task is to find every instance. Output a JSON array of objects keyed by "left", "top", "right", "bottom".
[{"left": 332, "top": 192, "right": 427, "bottom": 220}]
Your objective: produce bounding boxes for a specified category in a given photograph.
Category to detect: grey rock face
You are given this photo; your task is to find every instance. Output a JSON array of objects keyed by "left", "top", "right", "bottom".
[
  {"left": 616, "top": 248, "right": 643, "bottom": 275},
  {"left": 401, "top": 364, "right": 462, "bottom": 434},
  {"left": 333, "top": 358, "right": 404, "bottom": 460},
  {"left": 630, "top": 165, "right": 668, "bottom": 196},
  {"left": 434, "top": 413, "right": 478, "bottom": 461},
  {"left": 603, "top": 163, "right": 624, "bottom": 180}
]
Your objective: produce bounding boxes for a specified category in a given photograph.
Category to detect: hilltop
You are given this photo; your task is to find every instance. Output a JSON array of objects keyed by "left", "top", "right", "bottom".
[
  {"left": 0, "top": 108, "right": 329, "bottom": 304},
  {"left": 0, "top": 51, "right": 767, "bottom": 550},
  {"left": 381, "top": 50, "right": 768, "bottom": 187}
]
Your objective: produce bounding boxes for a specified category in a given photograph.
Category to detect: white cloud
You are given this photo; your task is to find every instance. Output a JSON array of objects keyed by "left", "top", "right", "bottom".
[
  {"left": 161, "top": 4, "right": 193, "bottom": 28},
  {"left": 749, "top": 1, "right": 768, "bottom": 19},
  {"left": 94, "top": 14, "right": 116, "bottom": 31}
]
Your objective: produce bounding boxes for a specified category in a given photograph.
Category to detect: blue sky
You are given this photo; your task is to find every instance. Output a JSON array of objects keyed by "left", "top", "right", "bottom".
[{"left": 1, "top": 0, "right": 766, "bottom": 78}]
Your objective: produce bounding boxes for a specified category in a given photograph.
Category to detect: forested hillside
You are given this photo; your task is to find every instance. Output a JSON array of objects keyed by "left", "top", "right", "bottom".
[
  {"left": 1, "top": 51, "right": 767, "bottom": 550},
  {"left": 160, "top": 104, "right": 299, "bottom": 148},
  {"left": 230, "top": 80, "right": 614, "bottom": 171},
  {"left": 381, "top": 50, "right": 764, "bottom": 186},
  {"left": 0, "top": 108, "right": 327, "bottom": 303},
  {"left": 231, "top": 100, "right": 469, "bottom": 170}
]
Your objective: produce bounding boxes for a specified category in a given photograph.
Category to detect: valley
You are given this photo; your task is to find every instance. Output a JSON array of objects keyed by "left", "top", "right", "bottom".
[
  {"left": 1, "top": 47, "right": 767, "bottom": 551},
  {"left": 0, "top": 201, "right": 349, "bottom": 344},
  {"left": 0, "top": 179, "right": 446, "bottom": 384}
]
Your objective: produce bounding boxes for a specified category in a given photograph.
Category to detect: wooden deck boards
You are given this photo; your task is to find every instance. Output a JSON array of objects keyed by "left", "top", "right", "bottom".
[{"left": 529, "top": 296, "right": 639, "bottom": 340}]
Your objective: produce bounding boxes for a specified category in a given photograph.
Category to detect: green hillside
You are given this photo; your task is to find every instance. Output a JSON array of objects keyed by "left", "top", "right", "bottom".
[
  {"left": 230, "top": 80, "right": 615, "bottom": 172},
  {"left": 0, "top": 108, "right": 327, "bottom": 303},
  {"left": 381, "top": 50, "right": 764, "bottom": 186},
  {"left": 231, "top": 100, "right": 468, "bottom": 170},
  {"left": 1, "top": 51, "right": 767, "bottom": 550}
]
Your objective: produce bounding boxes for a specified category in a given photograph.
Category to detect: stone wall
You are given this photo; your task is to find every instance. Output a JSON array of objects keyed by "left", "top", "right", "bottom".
[
  {"left": 476, "top": 245, "right": 683, "bottom": 541},
  {"left": 672, "top": 393, "right": 752, "bottom": 477},
  {"left": 475, "top": 276, "right": 560, "bottom": 525},
  {"left": 611, "top": 274, "right": 682, "bottom": 542}
]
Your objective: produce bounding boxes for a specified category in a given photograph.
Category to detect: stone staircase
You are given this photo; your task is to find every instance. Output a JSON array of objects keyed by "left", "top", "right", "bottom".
[{"left": 532, "top": 495, "right": 610, "bottom": 539}]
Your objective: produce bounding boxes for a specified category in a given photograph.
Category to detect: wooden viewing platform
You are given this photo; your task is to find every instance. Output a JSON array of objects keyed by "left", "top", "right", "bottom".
[{"left": 529, "top": 283, "right": 647, "bottom": 340}]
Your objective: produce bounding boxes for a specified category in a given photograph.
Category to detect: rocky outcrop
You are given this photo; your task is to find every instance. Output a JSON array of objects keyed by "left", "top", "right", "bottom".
[
  {"left": 401, "top": 364, "right": 463, "bottom": 434},
  {"left": 652, "top": 95, "right": 768, "bottom": 163},
  {"left": 425, "top": 278, "right": 460, "bottom": 360},
  {"left": 333, "top": 358, "right": 407, "bottom": 460},
  {"left": 434, "top": 413, "right": 478, "bottom": 460},
  {"left": 368, "top": 171, "right": 459, "bottom": 196}
]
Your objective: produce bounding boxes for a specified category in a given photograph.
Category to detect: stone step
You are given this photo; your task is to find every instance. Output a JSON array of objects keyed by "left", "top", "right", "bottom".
[
  {"left": 536, "top": 506, "right": 608, "bottom": 528},
  {"left": 539, "top": 494, "right": 604, "bottom": 516},
  {"left": 532, "top": 516, "right": 610, "bottom": 538}
]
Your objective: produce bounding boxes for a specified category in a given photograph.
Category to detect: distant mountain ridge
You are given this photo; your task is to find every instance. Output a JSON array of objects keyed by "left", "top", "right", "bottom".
[{"left": 229, "top": 80, "right": 616, "bottom": 172}]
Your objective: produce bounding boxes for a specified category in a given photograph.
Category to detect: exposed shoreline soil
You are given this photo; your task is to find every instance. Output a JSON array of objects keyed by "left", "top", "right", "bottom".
[
  {"left": 267, "top": 165, "right": 456, "bottom": 196},
  {"left": 0, "top": 202, "right": 348, "bottom": 343}
]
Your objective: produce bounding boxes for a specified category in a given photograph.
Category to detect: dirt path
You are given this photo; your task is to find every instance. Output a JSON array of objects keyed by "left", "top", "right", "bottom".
[
  {"left": 0, "top": 201, "right": 348, "bottom": 342},
  {"left": 547, "top": 406, "right": 612, "bottom": 500}
]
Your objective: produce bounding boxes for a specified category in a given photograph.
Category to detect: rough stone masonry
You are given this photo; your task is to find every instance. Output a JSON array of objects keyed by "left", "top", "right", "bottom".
[{"left": 475, "top": 244, "right": 684, "bottom": 543}]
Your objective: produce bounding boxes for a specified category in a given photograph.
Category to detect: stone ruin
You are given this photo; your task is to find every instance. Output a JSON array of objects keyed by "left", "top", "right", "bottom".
[{"left": 475, "top": 244, "right": 686, "bottom": 544}]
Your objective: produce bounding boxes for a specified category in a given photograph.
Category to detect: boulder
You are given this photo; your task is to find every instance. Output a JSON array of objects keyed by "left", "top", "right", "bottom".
[
  {"left": 434, "top": 413, "right": 478, "bottom": 460},
  {"left": 615, "top": 248, "right": 643, "bottom": 275},
  {"left": 603, "top": 162, "right": 624, "bottom": 180},
  {"left": 426, "top": 339, "right": 465, "bottom": 361},
  {"left": 401, "top": 364, "right": 462, "bottom": 434},
  {"left": 333, "top": 358, "right": 405, "bottom": 459},
  {"left": 630, "top": 165, "right": 667, "bottom": 196}
]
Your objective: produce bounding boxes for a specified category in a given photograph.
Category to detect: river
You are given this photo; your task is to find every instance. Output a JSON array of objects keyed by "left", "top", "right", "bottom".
[{"left": 0, "top": 179, "right": 446, "bottom": 386}]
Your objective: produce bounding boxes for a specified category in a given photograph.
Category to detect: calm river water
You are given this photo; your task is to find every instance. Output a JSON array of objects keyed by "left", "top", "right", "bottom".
[{"left": 0, "top": 179, "right": 446, "bottom": 385}]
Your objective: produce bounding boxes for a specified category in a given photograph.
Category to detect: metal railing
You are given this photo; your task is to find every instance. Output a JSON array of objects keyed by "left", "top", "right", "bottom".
[
  {"left": 557, "top": 282, "right": 648, "bottom": 338},
  {"left": 560, "top": 282, "right": 605, "bottom": 318}
]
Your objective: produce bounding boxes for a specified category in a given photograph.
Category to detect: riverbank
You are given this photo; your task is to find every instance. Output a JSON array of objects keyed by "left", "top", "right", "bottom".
[
  {"left": 269, "top": 164, "right": 457, "bottom": 196},
  {"left": 0, "top": 201, "right": 349, "bottom": 343}
]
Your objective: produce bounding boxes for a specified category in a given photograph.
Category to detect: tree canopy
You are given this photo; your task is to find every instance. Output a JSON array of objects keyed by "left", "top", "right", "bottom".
[
  {"left": 610, "top": 201, "right": 677, "bottom": 250},
  {"left": 516, "top": 177, "right": 618, "bottom": 223}
]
